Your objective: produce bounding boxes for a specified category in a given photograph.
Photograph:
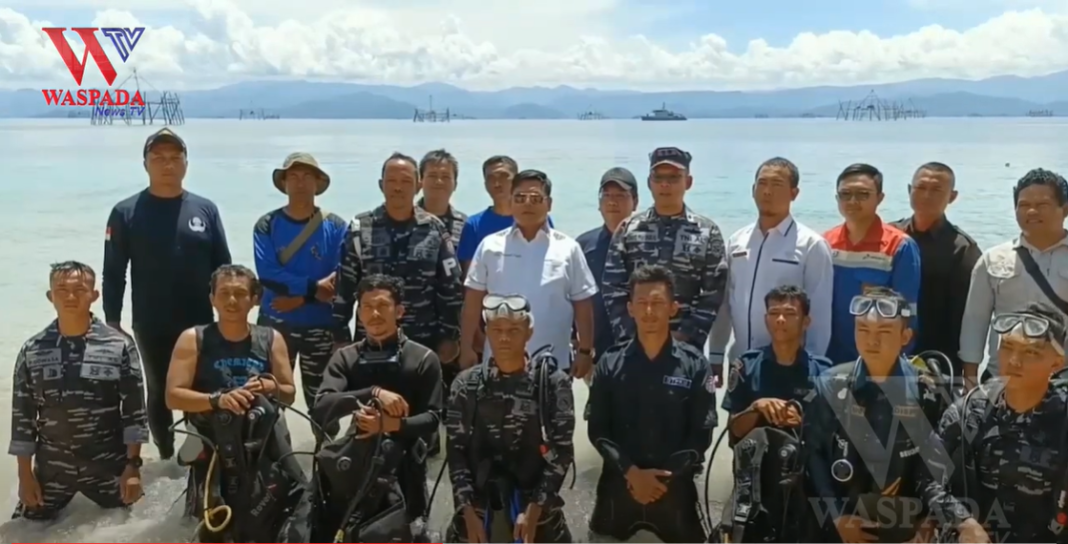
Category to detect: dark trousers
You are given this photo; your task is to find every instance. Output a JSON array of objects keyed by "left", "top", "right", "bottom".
[{"left": 134, "top": 327, "right": 182, "bottom": 452}]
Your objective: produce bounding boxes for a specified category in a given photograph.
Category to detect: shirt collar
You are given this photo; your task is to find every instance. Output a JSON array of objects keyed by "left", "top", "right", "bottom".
[
  {"left": 1013, "top": 231, "right": 1068, "bottom": 252},
  {"left": 757, "top": 215, "right": 795, "bottom": 236},
  {"left": 507, "top": 222, "right": 551, "bottom": 240},
  {"left": 416, "top": 198, "right": 455, "bottom": 219},
  {"left": 837, "top": 216, "right": 885, "bottom": 248},
  {"left": 901, "top": 215, "right": 951, "bottom": 238}
]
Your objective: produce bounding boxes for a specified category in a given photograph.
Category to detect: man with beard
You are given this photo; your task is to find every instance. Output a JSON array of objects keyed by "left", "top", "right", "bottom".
[{"left": 104, "top": 128, "right": 232, "bottom": 460}]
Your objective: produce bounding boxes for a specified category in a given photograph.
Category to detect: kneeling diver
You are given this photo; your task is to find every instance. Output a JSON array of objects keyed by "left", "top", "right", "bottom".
[
  {"left": 302, "top": 275, "right": 443, "bottom": 543},
  {"left": 164, "top": 265, "right": 308, "bottom": 542},
  {"left": 445, "top": 293, "right": 576, "bottom": 543},
  {"left": 587, "top": 265, "right": 716, "bottom": 543}
]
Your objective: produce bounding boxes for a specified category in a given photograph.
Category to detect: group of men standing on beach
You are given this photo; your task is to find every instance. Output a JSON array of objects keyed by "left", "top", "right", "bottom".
[{"left": 9, "top": 123, "right": 1068, "bottom": 537}]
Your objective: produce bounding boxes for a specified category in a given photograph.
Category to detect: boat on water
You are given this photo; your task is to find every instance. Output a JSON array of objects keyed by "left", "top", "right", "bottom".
[{"left": 641, "top": 103, "right": 687, "bottom": 121}]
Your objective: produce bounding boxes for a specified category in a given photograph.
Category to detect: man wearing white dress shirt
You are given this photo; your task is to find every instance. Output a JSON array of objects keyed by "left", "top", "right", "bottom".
[
  {"left": 708, "top": 157, "right": 834, "bottom": 368},
  {"left": 459, "top": 169, "right": 599, "bottom": 379}
]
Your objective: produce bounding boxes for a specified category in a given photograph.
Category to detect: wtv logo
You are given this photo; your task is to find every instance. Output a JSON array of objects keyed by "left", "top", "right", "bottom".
[{"left": 41, "top": 27, "right": 147, "bottom": 109}]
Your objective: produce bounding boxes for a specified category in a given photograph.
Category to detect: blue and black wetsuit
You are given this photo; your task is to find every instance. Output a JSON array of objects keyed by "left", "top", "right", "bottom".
[{"left": 103, "top": 189, "right": 231, "bottom": 456}]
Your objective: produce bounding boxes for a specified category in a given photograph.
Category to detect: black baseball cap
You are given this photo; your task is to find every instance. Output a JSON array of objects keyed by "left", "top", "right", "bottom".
[
  {"left": 649, "top": 147, "right": 691, "bottom": 170},
  {"left": 599, "top": 167, "right": 638, "bottom": 196},
  {"left": 143, "top": 128, "right": 186, "bottom": 157}
]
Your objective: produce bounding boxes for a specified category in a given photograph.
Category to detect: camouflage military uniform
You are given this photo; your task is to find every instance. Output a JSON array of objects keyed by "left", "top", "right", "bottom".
[
  {"left": 418, "top": 199, "right": 468, "bottom": 247},
  {"left": 602, "top": 206, "right": 728, "bottom": 349},
  {"left": 332, "top": 205, "right": 464, "bottom": 349},
  {"left": 444, "top": 356, "right": 575, "bottom": 543},
  {"left": 938, "top": 378, "right": 1068, "bottom": 543},
  {"left": 9, "top": 318, "right": 148, "bottom": 520}
]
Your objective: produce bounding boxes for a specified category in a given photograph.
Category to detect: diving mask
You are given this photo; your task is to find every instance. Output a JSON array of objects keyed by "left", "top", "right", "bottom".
[
  {"left": 993, "top": 312, "right": 1067, "bottom": 354},
  {"left": 849, "top": 295, "right": 912, "bottom": 320},
  {"left": 482, "top": 294, "right": 534, "bottom": 325}
]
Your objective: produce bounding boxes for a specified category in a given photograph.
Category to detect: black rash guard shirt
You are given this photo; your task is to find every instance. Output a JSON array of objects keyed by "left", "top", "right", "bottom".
[{"left": 103, "top": 190, "right": 231, "bottom": 333}]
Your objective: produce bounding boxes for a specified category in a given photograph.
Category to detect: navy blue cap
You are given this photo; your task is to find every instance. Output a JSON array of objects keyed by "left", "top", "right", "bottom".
[
  {"left": 649, "top": 147, "right": 691, "bottom": 170},
  {"left": 600, "top": 167, "right": 638, "bottom": 196},
  {"left": 143, "top": 128, "right": 186, "bottom": 157}
]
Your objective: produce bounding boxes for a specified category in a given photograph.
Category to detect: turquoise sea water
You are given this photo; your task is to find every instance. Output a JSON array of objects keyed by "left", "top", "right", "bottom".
[{"left": 0, "top": 117, "right": 1064, "bottom": 543}]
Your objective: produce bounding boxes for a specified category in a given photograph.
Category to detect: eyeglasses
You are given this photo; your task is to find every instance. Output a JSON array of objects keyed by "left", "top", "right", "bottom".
[
  {"left": 482, "top": 294, "right": 532, "bottom": 323},
  {"left": 513, "top": 193, "right": 545, "bottom": 204},
  {"left": 836, "top": 191, "right": 873, "bottom": 202},
  {"left": 849, "top": 295, "right": 912, "bottom": 319}
]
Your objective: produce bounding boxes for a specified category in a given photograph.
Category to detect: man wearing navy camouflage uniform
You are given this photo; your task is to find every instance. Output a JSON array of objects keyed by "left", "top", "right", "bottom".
[
  {"left": 332, "top": 152, "right": 464, "bottom": 359},
  {"left": 10, "top": 261, "right": 148, "bottom": 520},
  {"left": 602, "top": 147, "right": 728, "bottom": 377}
]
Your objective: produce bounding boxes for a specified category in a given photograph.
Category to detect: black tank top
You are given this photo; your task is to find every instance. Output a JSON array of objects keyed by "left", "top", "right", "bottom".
[{"left": 193, "top": 323, "right": 273, "bottom": 393}]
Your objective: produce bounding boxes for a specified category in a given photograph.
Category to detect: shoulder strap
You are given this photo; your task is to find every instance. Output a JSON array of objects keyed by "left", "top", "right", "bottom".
[
  {"left": 1014, "top": 246, "right": 1068, "bottom": 315},
  {"left": 278, "top": 210, "right": 324, "bottom": 265}
]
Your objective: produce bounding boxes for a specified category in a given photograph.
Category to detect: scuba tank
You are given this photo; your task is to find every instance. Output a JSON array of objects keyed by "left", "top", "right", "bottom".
[
  {"left": 172, "top": 379, "right": 321, "bottom": 543},
  {"left": 706, "top": 400, "right": 806, "bottom": 543},
  {"left": 292, "top": 396, "right": 420, "bottom": 543}
]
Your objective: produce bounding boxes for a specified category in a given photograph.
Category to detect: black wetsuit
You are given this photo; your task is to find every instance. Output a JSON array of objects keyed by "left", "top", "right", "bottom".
[
  {"left": 312, "top": 332, "right": 443, "bottom": 521},
  {"left": 103, "top": 189, "right": 231, "bottom": 456},
  {"left": 587, "top": 338, "right": 717, "bottom": 543}
]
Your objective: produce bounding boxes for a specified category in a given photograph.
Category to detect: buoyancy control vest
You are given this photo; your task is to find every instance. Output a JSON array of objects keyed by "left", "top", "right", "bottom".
[
  {"left": 177, "top": 393, "right": 308, "bottom": 544},
  {"left": 462, "top": 350, "right": 573, "bottom": 500},
  {"left": 824, "top": 353, "right": 956, "bottom": 543},
  {"left": 721, "top": 425, "right": 807, "bottom": 543},
  {"left": 289, "top": 395, "right": 427, "bottom": 544},
  {"left": 948, "top": 372, "right": 1068, "bottom": 543}
]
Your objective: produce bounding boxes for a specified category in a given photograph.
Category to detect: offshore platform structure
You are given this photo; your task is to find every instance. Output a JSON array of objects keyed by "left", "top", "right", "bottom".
[
  {"left": 239, "top": 108, "right": 280, "bottom": 120},
  {"left": 836, "top": 90, "right": 926, "bottom": 121},
  {"left": 90, "top": 69, "right": 185, "bottom": 126},
  {"left": 414, "top": 96, "right": 451, "bottom": 122}
]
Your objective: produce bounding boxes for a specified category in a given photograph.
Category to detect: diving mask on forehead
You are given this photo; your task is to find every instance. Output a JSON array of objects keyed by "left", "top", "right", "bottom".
[
  {"left": 482, "top": 294, "right": 534, "bottom": 325},
  {"left": 849, "top": 295, "right": 912, "bottom": 320},
  {"left": 993, "top": 312, "right": 1067, "bottom": 355}
]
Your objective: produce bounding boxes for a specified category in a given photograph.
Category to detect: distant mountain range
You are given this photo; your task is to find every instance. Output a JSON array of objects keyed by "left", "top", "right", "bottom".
[{"left": 5, "top": 70, "right": 1068, "bottom": 120}]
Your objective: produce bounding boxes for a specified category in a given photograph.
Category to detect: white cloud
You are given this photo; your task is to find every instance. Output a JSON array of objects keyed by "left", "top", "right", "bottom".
[{"left": 2, "top": 0, "right": 1068, "bottom": 91}]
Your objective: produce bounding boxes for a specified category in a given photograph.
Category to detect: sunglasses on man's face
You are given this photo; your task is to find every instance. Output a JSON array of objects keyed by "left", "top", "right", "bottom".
[{"left": 513, "top": 193, "right": 546, "bottom": 204}]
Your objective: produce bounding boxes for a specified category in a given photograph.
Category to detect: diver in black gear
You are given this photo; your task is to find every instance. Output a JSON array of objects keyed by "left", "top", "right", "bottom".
[
  {"left": 302, "top": 274, "right": 443, "bottom": 542},
  {"left": 805, "top": 288, "right": 976, "bottom": 543},
  {"left": 587, "top": 265, "right": 717, "bottom": 543},
  {"left": 444, "top": 293, "right": 576, "bottom": 543},
  {"left": 164, "top": 265, "right": 309, "bottom": 542},
  {"left": 713, "top": 285, "right": 831, "bottom": 543}
]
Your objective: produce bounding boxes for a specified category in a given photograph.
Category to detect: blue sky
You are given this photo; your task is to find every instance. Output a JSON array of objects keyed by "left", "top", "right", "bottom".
[
  {"left": 2, "top": 0, "right": 1066, "bottom": 90},
  {"left": 621, "top": 0, "right": 1011, "bottom": 49}
]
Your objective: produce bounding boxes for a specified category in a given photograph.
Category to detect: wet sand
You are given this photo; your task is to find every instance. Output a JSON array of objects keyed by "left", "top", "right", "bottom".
[{"left": 0, "top": 374, "right": 735, "bottom": 543}]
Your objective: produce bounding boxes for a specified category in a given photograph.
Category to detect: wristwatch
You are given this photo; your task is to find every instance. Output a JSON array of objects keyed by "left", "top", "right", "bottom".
[
  {"left": 127, "top": 456, "right": 143, "bottom": 469},
  {"left": 208, "top": 390, "right": 223, "bottom": 411}
]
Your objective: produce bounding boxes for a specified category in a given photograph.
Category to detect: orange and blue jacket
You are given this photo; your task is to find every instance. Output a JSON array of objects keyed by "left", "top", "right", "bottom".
[{"left": 823, "top": 218, "right": 921, "bottom": 363}]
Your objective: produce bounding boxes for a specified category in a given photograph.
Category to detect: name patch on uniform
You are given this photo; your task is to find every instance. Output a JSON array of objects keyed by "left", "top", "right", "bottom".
[
  {"left": 730, "top": 249, "right": 749, "bottom": 258},
  {"left": 663, "top": 376, "right": 691, "bottom": 388},
  {"left": 27, "top": 349, "right": 62, "bottom": 367},
  {"left": 893, "top": 405, "right": 919, "bottom": 418},
  {"left": 80, "top": 363, "right": 120, "bottom": 381},
  {"left": 899, "top": 446, "right": 919, "bottom": 458}
]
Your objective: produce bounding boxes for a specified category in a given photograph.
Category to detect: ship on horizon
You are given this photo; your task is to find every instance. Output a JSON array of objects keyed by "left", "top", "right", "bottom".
[{"left": 641, "top": 103, "right": 687, "bottom": 121}]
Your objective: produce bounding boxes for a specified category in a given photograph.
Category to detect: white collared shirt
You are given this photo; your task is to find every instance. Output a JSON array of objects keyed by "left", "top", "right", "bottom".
[
  {"left": 707, "top": 216, "right": 835, "bottom": 364},
  {"left": 465, "top": 225, "right": 598, "bottom": 368}
]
